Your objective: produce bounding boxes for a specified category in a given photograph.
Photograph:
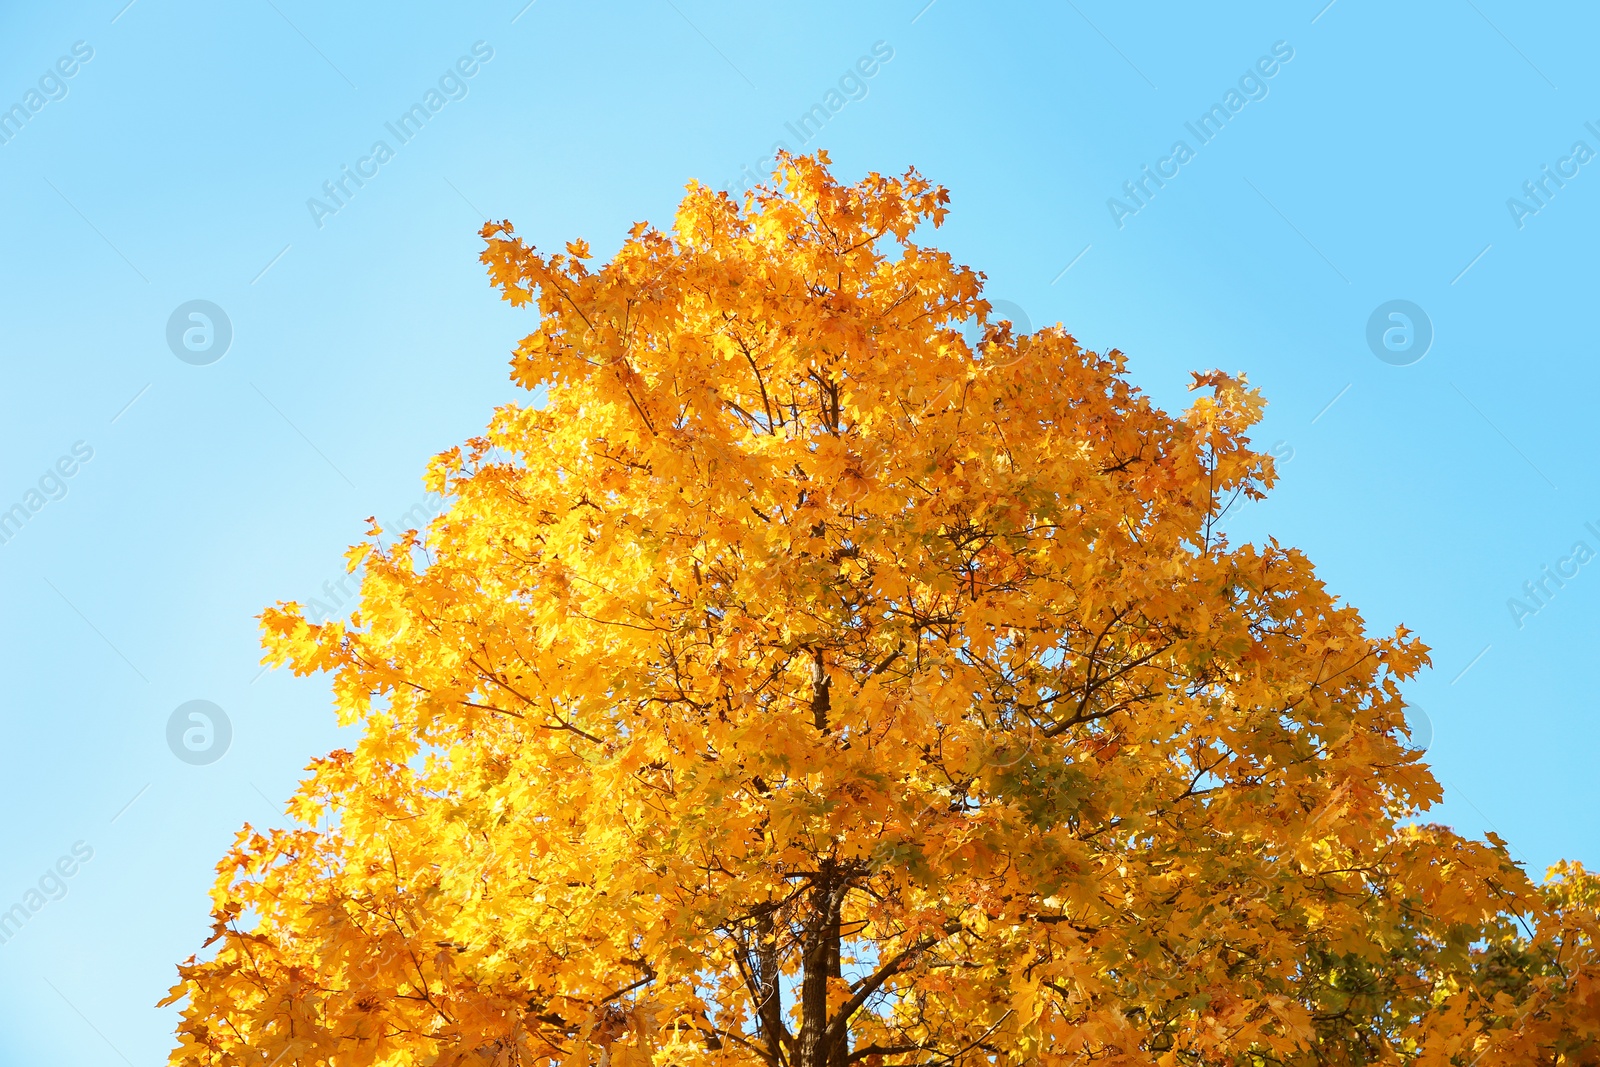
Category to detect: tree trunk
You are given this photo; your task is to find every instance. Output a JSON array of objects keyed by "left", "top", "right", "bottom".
[
  {"left": 797, "top": 872, "right": 845, "bottom": 1067},
  {"left": 797, "top": 653, "right": 848, "bottom": 1067},
  {"left": 754, "top": 911, "right": 785, "bottom": 1061}
]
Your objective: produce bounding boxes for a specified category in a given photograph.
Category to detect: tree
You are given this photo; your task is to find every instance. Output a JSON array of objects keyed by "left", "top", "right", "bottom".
[{"left": 166, "top": 154, "right": 1600, "bottom": 1067}]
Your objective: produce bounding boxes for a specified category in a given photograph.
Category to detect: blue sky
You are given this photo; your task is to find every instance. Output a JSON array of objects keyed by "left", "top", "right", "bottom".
[{"left": 2, "top": 1, "right": 1597, "bottom": 1062}]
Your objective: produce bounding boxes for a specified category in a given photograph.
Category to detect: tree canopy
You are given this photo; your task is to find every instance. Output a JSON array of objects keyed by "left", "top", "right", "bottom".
[{"left": 166, "top": 154, "right": 1600, "bottom": 1067}]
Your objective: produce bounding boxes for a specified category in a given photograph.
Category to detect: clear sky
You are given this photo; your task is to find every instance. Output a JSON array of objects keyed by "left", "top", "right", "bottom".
[{"left": 2, "top": 1, "right": 1596, "bottom": 1062}]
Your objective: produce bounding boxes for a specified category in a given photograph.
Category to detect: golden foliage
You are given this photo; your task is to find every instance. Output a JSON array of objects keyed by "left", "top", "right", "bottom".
[{"left": 166, "top": 154, "right": 1600, "bottom": 1067}]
